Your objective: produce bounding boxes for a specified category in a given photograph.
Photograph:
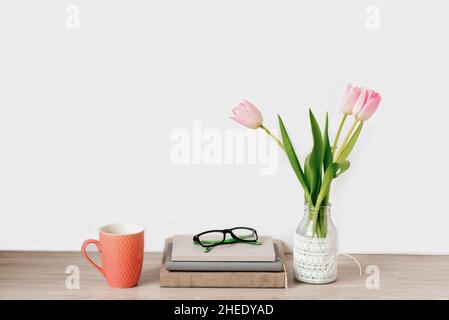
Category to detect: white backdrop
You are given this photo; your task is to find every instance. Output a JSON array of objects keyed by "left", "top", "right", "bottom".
[{"left": 1, "top": 0, "right": 448, "bottom": 254}]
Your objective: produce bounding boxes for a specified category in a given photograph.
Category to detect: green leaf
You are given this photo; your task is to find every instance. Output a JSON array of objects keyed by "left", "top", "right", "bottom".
[
  {"left": 278, "top": 115, "right": 311, "bottom": 203},
  {"left": 309, "top": 162, "right": 340, "bottom": 237},
  {"left": 323, "top": 113, "right": 333, "bottom": 172},
  {"left": 315, "top": 161, "right": 349, "bottom": 208},
  {"left": 335, "top": 160, "right": 350, "bottom": 177},
  {"left": 304, "top": 153, "right": 312, "bottom": 188},
  {"left": 308, "top": 109, "right": 324, "bottom": 203},
  {"left": 304, "top": 153, "right": 312, "bottom": 202},
  {"left": 307, "top": 159, "right": 349, "bottom": 238},
  {"left": 337, "top": 121, "right": 363, "bottom": 161},
  {"left": 322, "top": 113, "right": 333, "bottom": 204}
]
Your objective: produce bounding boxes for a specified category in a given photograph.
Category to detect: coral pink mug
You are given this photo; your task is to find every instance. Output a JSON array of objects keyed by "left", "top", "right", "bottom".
[{"left": 82, "top": 223, "right": 144, "bottom": 288}]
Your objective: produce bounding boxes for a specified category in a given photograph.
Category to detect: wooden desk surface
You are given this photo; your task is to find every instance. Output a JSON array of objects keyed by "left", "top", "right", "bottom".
[{"left": 0, "top": 251, "right": 448, "bottom": 299}]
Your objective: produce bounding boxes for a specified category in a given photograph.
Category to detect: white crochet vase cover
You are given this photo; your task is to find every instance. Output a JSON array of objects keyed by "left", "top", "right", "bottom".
[{"left": 294, "top": 234, "right": 337, "bottom": 284}]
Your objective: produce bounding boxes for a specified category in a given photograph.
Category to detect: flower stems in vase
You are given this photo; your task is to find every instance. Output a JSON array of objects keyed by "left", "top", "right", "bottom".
[{"left": 230, "top": 84, "right": 382, "bottom": 238}]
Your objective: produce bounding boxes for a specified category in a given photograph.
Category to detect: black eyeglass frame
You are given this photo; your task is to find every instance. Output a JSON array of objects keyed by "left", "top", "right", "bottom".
[{"left": 193, "top": 227, "right": 259, "bottom": 248}]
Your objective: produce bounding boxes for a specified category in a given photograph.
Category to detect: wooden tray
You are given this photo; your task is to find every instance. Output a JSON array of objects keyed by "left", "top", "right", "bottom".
[{"left": 159, "top": 238, "right": 287, "bottom": 288}]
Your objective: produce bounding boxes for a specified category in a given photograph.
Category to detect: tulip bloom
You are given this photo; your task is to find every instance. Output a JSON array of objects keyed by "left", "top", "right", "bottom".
[
  {"left": 340, "top": 84, "right": 361, "bottom": 114},
  {"left": 333, "top": 84, "right": 361, "bottom": 153},
  {"left": 334, "top": 85, "right": 381, "bottom": 161},
  {"left": 231, "top": 100, "right": 285, "bottom": 151},
  {"left": 230, "top": 100, "right": 263, "bottom": 129},
  {"left": 352, "top": 88, "right": 381, "bottom": 121}
]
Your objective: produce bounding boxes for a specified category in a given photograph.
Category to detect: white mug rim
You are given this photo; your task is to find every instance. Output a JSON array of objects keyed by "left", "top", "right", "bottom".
[{"left": 99, "top": 223, "right": 145, "bottom": 236}]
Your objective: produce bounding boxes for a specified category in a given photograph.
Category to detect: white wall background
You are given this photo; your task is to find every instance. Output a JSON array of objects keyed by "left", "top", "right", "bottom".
[{"left": 0, "top": 0, "right": 448, "bottom": 254}]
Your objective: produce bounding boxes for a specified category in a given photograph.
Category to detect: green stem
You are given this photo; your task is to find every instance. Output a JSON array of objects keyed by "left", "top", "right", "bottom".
[
  {"left": 260, "top": 124, "right": 285, "bottom": 152},
  {"left": 307, "top": 206, "right": 319, "bottom": 238},
  {"left": 263, "top": 123, "right": 313, "bottom": 207},
  {"left": 332, "top": 114, "right": 348, "bottom": 158},
  {"left": 334, "top": 118, "right": 359, "bottom": 161}
]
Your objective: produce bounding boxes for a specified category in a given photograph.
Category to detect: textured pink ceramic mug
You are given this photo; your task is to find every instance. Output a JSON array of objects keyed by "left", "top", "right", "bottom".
[{"left": 82, "top": 223, "right": 144, "bottom": 288}]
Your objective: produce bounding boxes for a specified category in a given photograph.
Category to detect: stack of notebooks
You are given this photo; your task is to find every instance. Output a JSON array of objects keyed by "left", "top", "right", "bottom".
[{"left": 159, "top": 236, "right": 287, "bottom": 288}]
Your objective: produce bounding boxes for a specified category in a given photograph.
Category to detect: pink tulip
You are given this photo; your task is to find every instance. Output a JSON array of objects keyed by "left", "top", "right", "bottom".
[
  {"left": 352, "top": 88, "right": 381, "bottom": 121},
  {"left": 230, "top": 100, "right": 263, "bottom": 129},
  {"left": 352, "top": 88, "right": 368, "bottom": 116},
  {"left": 340, "top": 84, "right": 361, "bottom": 114}
]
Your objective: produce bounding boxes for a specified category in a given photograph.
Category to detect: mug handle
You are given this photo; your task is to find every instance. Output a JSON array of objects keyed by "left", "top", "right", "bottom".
[{"left": 82, "top": 239, "right": 106, "bottom": 277}]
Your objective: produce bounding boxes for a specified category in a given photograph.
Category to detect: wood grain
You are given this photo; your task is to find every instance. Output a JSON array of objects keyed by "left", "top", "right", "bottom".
[{"left": 0, "top": 250, "right": 448, "bottom": 299}]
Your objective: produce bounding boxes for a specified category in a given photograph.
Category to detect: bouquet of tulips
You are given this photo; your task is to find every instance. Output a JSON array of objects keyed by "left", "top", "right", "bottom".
[{"left": 231, "top": 84, "right": 381, "bottom": 238}]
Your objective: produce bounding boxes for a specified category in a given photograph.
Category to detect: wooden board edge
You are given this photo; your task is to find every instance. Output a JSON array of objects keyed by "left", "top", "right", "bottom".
[{"left": 159, "top": 238, "right": 287, "bottom": 288}]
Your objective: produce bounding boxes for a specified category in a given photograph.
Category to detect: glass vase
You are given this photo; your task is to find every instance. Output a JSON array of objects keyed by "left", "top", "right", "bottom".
[{"left": 293, "top": 203, "right": 338, "bottom": 284}]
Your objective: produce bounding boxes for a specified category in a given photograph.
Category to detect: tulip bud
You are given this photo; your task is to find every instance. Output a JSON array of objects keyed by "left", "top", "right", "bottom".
[
  {"left": 357, "top": 91, "right": 381, "bottom": 121},
  {"left": 230, "top": 100, "right": 263, "bottom": 129},
  {"left": 352, "top": 88, "right": 368, "bottom": 117},
  {"left": 340, "top": 84, "right": 361, "bottom": 114},
  {"left": 352, "top": 88, "right": 381, "bottom": 121}
]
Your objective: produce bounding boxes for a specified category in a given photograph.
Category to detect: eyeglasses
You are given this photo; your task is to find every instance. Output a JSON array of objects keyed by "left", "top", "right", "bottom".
[{"left": 193, "top": 227, "right": 259, "bottom": 250}]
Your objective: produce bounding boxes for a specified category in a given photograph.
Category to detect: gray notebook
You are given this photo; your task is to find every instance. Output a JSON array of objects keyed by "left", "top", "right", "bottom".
[
  {"left": 172, "top": 235, "right": 276, "bottom": 262},
  {"left": 166, "top": 242, "right": 283, "bottom": 272}
]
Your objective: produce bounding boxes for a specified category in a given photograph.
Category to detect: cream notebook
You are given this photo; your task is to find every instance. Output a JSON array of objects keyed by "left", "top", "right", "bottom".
[{"left": 171, "top": 235, "right": 276, "bottom": 262}]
